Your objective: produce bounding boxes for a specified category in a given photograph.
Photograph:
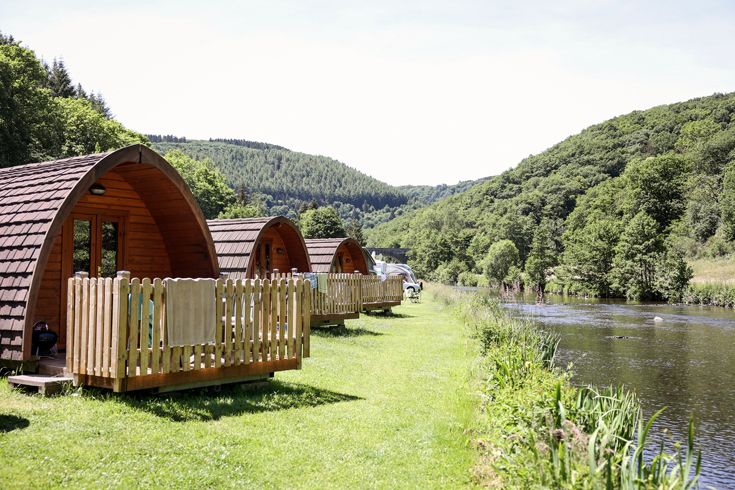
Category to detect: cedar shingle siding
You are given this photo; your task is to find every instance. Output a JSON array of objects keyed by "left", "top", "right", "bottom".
[
  {"left": 0, "top": 153, "right": 109, "bottom": 360},
  {"left": 208, "top": 217, "right": 311, "bottom": 279},
  {"left": 0, "top": 146, "right": 219, "bottom": 362},
  {"left": 304, "top": 238, "right": 368, "bottom": 274}
]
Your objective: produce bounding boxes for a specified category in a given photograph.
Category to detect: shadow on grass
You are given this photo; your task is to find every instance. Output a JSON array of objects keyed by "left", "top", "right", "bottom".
[
  {"left": 0, "top": 414, "right": 30, "bottom": 432},
  {"left": 362, "top": 311, "right": 414, "bottom": 319},
  {"left": 118, "top": 380, "right": 362, "bottom": 422},
  {"left": 312, "top": 325, "right": 383, "bottom": 337}
]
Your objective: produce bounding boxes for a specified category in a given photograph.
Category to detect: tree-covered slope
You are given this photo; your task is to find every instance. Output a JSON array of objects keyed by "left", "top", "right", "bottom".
[
  {"left": 151, "top": 140, "right": 486, "bottom": 227},
  {"left": 367, "top": 92, "right": 735, "bottom": 300},
  {"left": 152, "top": 140, "right": 406, "bottom": 213}
]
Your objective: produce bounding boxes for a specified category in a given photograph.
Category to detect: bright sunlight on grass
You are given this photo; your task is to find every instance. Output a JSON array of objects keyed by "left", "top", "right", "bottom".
[{"left": 0, "top": 293, "right": 476, "bottom": 489}]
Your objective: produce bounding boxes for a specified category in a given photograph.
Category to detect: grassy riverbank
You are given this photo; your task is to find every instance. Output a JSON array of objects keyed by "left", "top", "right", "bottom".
[
  {"left": 0, "top": 296, "right": 475, "bottom": 489},
  {"left": 433, "top": 285, "right": 702, "bottom": 488},
  {"left": 684, "top": 257, "right": 735, "bottom": 307}
]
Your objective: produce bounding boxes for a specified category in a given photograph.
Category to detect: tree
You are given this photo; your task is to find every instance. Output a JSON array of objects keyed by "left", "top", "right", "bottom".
[
  {"left": 217, "top": 201, "right": 265, "bottom": 219},
  {"left": 562, "top": 219, "right": 620, "bottom": 296},
  {"left": 57, "top": 97, "right": 145, "bottom": 157},
  {"left": 164, "top": 150, "right": 238, "bottom": 219},
  {"left": 655, "top": 246, "right": 693, "bottom": 302},
  {"left": 0, "top": 42, "right": 61, "bottom": 166},
  {"left": 481, "top": 240, "right": 519, "bottom": 287},
  {"left": 610, "top": 211, "right": 661, "bottom": 299},
  {"left": 345, "top": 218, "right": 366, "bottom": 246},
  {"left": 525, "top": 221, "right": 556, "bottom": 294},
  {"left": 300, "top": 207, "right": 346, "bottom": 239},
  {"left": 86, "top": 91, "right": 111, "bottom": 118},
  {"left": 622, "top": 154, "right": 689, "bottom": 230},
  {"left": 47, "top": 58, "right": 75, "bottom": 98},
  {"left": 721, "top": 161, "right": 735, "bottom": 240}
]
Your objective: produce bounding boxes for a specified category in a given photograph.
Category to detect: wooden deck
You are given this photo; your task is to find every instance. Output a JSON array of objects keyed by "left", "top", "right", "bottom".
[
  {"left": 66, "top": 272, "right": 311, "bottom": 392},
  {"left": 361, "top": 276, "right": 403, "bottom": 311}
]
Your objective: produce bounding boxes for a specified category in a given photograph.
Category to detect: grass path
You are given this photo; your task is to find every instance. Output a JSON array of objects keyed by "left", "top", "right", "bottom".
[{"left": 0, "top": 292, "right": 476, "bottom": 489}]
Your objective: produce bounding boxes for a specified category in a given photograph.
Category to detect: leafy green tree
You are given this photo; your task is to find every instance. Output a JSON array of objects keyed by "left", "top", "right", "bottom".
[
  {"left": 721, "top": 161, "right": 735, "bottom": 240},
  {"left": 217, "top": 201, "right": 265, "bottom": 219},
  {"left": 562, "top": 219, "right": 620, "bottom": 296},
  {"left": 57, "top": 97, "right": 145, "bottom": 157},
  {"left": 685, "top": 175, "right": 720, "bottom": 243},
  {"left": 675, "top": 119, "right": 720, "bottom": 153},
  {"left": 434, "top": 258, "right": 467, "bottom": 284},
  {"left": 481, "top": 240, "right": 520, "bottom": 287},
  {"left": 622, "top": 154, "right": 689, "bottom": 230},
  {"left": 655, "top": 246, "right": 693, "bottom": 302},
  {"left": 165, "top": 150, "right": 238, "bottom": 219},
  {"left": 0, "top": 42, "right": 61, "bottom": 166},
  {"left": 300, "top": 207, "right": 346, "bottom": 239},
  {"left": 525, "top": 222, "right": 557, "bottom": 293},
  {"left": 610, "top": 211, "right": 661, "bottom": 299}
]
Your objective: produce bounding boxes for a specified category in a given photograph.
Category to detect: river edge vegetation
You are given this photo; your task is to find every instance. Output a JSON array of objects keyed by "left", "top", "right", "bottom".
[
  {"left": 367, "top": 93, "right": 735, "bottom": 307},
  {"left": 430, "top": 284, "right": 702, "bottom": 488}
]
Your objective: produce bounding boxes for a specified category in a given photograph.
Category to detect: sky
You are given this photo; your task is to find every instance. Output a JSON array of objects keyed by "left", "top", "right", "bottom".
[{"left": 2, "top": 1, "right": 735, "bottom": 185}]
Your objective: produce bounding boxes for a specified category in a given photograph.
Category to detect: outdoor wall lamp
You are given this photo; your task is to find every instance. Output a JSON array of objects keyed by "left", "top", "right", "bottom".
[{"left": 89, "top": 183, "right": 106, "bottom": 195}]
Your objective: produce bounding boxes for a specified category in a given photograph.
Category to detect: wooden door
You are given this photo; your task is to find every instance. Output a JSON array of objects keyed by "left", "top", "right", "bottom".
[
  {"left": 253, "top": 240, "right": 273, "bottom": 278},
  {"left": 58, "top": 212, "right": 126, "bottom": 347},
  {"left": 68, "top": 213, "right": 126, "bottom": 278}
]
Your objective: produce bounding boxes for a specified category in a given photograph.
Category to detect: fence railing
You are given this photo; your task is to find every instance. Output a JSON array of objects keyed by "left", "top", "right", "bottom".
[
  {"left": 66, "top": 271, "right": 311, "bottom": 391},
  {"left": 360, "top": 275, "right": 404, "bottom": 307},
  {"left": 310, "top": 273, "right": 362, "bottom": 318}
]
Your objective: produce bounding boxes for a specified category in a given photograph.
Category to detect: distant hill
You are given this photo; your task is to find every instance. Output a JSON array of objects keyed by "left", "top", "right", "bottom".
[
  {"left": 151, "top": 139, "right": 486, "bottom": 227},
  {"left": 366, "top": 92, "right": 735, "bottom": 300}
]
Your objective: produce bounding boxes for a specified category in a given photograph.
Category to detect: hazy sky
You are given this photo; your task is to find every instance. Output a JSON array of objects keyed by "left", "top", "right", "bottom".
[{"left": 2, "top": 1, "right": 734, "bottom": 185}]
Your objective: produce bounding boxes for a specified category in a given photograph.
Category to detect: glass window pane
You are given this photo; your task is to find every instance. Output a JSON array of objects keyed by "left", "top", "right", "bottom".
[
  {"left": 100, "top": 221, "right": 119, "bottom": 278},
  {"left": 73, "top": 219, "right": 92, "bottom": 274}
]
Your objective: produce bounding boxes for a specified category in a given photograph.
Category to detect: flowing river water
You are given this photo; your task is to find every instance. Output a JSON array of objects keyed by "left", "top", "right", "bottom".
[{"left": 498, "top": 295, "right": 735, "bottom": 488}]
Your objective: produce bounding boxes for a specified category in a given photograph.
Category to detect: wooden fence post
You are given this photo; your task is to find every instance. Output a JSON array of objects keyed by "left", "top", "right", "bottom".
[{"left": 111, "top": 271, "right": 130, "bottom": 392}]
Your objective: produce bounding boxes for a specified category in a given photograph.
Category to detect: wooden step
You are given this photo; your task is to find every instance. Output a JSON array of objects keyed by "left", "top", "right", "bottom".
[
  {"left": 7, "top": 374, "right": 73, "bottom": 396},
  {"left": 38, "top": 357, "right": 66, "bottom": 376}
]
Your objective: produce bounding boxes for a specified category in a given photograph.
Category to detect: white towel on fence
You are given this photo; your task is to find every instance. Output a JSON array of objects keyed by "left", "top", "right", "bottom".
[
  {"left": 317, "top": 273, "right": 329, "bottom": 294},
  {"left": 164, "top": 278, "right": 216, "bottom": 347}
]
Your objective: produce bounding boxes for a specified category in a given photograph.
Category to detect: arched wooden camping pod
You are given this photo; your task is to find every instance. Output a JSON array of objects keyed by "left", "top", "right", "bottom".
[
  {"left": 305, "top": 238, "right": 369, "bottom": 274},
  {"left": 207, "top": 217, "right": 311, "bottom": 279},
  {"left": 0, "top": 145, "right": 219, "bottom": 362}
]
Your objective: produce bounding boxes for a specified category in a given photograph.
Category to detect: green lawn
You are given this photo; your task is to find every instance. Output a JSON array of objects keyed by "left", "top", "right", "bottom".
[{"left": 0, "top": 291, "right": 477, "bottom": 489}]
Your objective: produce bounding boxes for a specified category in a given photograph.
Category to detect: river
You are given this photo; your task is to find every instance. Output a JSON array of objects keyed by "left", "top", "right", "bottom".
[{"left": 500, "top": 296, "right": 735, "bottom": 488}]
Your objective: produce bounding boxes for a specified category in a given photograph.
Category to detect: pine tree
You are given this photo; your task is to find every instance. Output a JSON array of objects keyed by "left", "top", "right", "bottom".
[
  {"left": 74, "top": 83, "right": 87, "bottom": 99},
  {"left": 47, "top": 59, "right": 75, "bottom": 98},
  {"left": 87, "top": 92, "right": 112, "bottom": 118},
  {"left": 346, "top": 218, "right": 366, "bottom": 246},
  {"left": 0, "top": 31, "right": 18, "bottom": 45}
]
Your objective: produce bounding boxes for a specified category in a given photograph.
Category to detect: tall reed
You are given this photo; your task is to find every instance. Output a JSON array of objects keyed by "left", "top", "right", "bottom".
[{"left": 433, "top": 285, "right": 702, "bottom": 488}]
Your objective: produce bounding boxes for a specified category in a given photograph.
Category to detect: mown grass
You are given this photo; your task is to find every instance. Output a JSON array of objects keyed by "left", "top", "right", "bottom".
[
  {"left": 436, "top": 286, "right": 702, "bottom": 488},
  {"left": 0, "top": 295, "right": 476, "bottom": 489}
]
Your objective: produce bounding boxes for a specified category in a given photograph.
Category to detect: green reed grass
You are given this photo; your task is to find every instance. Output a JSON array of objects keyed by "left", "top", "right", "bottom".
[{"left": 436, "top": 285, "right": 702, "bottom": 489}]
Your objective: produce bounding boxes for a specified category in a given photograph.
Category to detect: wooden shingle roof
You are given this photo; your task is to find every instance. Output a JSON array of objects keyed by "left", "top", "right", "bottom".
[
  {"left": 0, "top": 145, "right": 219, "bottom": 362},
  {"left": 0, "top": 152, "right": 111, "bottom": 360},
  {"left": 207, "top": 216, "right": 311, "bottom": 279},
  {"left": 305, "top": 237, "right": 367, "bottom": 273}
]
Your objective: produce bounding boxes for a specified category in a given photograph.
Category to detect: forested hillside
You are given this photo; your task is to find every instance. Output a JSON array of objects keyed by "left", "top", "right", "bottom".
[
  {"left": 367, "top": 92, "right": 735, "bottom": 300},
  {"left": 151, "top": 140, "right": 483, "bottom": 227}
]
